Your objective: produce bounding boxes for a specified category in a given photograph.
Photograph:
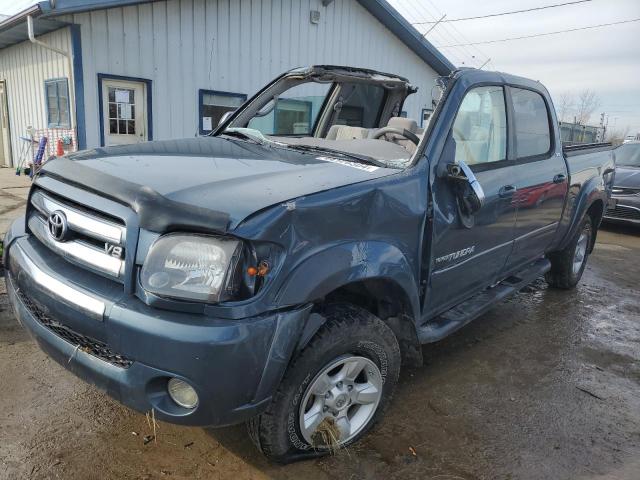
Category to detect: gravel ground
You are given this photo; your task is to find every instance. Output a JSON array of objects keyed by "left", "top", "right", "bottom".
[{"left": 0, "top": 223, "right": 638, "bottom": 480}]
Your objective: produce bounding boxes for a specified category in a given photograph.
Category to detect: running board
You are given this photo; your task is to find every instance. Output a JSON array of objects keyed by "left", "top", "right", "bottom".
[{"left": 417, "top": 258, "right": 551, "bottom": 344}]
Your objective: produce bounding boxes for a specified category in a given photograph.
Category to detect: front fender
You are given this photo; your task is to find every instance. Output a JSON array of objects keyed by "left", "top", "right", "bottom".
[{"left": 275, "top": 241, "right": 420, "bottom": 321}]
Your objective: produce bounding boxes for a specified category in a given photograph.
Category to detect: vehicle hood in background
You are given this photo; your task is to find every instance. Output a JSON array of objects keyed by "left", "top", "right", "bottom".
[
  {"left": 614, "top": 166, "right": 640, "bottom": 189},
  {"left": 39, "top": 137, "right": 396, "bottom": 232}
]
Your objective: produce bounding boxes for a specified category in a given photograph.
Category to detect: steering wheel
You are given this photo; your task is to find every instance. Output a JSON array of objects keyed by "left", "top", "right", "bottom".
[{"left": 371, "top": 127, "right": 420, "bottom": 146}]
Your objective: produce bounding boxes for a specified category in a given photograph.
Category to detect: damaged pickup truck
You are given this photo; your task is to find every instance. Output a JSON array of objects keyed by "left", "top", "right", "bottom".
[{"left": 4, "top": 66, "right": 615, "bottom": 462}]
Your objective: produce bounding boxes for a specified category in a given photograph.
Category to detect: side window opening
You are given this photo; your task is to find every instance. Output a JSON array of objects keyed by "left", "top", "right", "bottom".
[
  {"left": 511, "top": 88, "right": 552, "bottom": 158},
  {"left": 452, "top": 86, "right": 507, "bottom": 166},
  {"left": 334, "top": 83, "right": 386, "bottom": 128}
]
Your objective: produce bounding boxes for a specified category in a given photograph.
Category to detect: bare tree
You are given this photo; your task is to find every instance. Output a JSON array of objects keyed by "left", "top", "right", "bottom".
[
  {"left": 606, "top": 125, "right": 631, "bottom": 146},
  {"left": 556, "top": 92, "right": 574, "bottom": 123},
  {"left": 575, "top": 89, "right": 600, "bottom": 125}
]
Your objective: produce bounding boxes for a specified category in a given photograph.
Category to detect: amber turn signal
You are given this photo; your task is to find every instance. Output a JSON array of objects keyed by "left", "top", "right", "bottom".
[
  {"left": 247, "top": 266, "right": 258, "bottom": 276},
  {"left": 247, "top": 261, "right": 270, "bottom": 277}
]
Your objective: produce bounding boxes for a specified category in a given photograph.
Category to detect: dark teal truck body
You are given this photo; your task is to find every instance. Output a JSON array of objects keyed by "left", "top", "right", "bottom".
[{"left": 3, "top": 67, "right": 614, "bottom": 430}]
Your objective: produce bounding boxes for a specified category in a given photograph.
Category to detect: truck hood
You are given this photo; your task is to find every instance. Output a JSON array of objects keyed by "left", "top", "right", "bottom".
[
  {"left": 40, "top": 137, "right": 396, "bottom": 232},
  {"left": 614, "top": 166, "right": 640, "bottom": 188}
]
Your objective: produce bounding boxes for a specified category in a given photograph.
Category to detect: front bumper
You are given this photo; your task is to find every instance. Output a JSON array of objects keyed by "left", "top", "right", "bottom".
[
  {"left": 604, "top": 196, "right": 640, "bottom": 225},
  {"left": 4, "top": 228, "right": 311, "bottom": 427}
]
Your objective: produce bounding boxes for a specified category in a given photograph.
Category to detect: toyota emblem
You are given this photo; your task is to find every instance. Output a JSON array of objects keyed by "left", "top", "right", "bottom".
[{"left": 48, "top": 210, "right": 68, "bottom": 241}]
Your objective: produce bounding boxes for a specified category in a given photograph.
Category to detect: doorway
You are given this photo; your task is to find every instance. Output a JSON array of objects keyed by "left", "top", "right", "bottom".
[
  {"left": 100, "top": 77, "right": 150, "bottom": 146},
  {"left": 0, "top": 81, "right": 12, "bottom": 167}
]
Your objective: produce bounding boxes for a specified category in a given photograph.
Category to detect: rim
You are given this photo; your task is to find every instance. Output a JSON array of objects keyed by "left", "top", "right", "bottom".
[
  {"left": 573, "top": 229, "right": 589, "bottom": 276},
  {"left": 298, "top": 355, "right": 382, "bottom": 447}
]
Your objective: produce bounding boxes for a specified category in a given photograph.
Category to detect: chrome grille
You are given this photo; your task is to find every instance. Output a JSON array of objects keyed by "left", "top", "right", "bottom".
[
  {"left": 605, "top": 204, "right": 640, "bottom": 221},
  {"left": 29, "top": 188, "right": 126, "bottom": 282}
]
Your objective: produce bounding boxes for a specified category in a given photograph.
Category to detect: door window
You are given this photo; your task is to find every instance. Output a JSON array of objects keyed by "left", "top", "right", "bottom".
[
  {"left": 511, "top": 88, "right": 551, "bottom": 158},
  {"left": 108, "top": 87, "right": 136, "bottom": 135},
  {"left": 45, "top": 78, "right": 70, "bottom": 128},
  {"left": 452, "top": 86, "right": 507, "bottom": 166},
  {"left": 199, "top": 91, "right": 246, "bottom": 134}
]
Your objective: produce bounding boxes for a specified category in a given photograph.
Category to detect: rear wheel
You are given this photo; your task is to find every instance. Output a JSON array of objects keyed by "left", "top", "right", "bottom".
[
  {"left": 247, "top": 303, "right": 401, "bottom": 463},
  {"left": 546, "top": 215, "right": 593, "bottom": 289}
]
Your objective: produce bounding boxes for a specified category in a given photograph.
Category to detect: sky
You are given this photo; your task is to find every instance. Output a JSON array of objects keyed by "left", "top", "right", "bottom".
[
  {"left": 1, "top": 0, "right": 638, "bottom": 134},
  {"left": 389, "top": 0, "right": 640, "bottom": 136}
]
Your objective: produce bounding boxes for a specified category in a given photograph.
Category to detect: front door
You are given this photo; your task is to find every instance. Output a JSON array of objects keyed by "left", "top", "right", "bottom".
[
  {"left": 0, "top": 81, "right": 12, "bottom": 167},
  {"left": 425, "top": 85, "right": 518, "bottom": 317},
  {"left": 101, "top": 79, "right": 147, "bottom": 146}
]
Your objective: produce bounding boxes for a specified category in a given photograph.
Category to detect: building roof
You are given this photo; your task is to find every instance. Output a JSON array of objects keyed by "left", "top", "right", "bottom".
[{"left": 0, "top": 0, "right": 454, "bottom": 75}]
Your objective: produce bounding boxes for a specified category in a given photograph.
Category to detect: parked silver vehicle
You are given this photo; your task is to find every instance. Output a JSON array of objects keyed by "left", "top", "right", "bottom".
[{"left": 605, "top": 141, "right": 640, "bottom": 225}]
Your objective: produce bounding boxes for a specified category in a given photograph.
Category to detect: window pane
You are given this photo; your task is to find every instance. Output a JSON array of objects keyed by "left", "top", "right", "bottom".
[
  {"left": 108, "top": 88, "right": 116, "bottom": 102},
  {"left": 118, "top": 120, "right": 126, "bottom": 134},
  {"left": 127, "top": 120, "right": 135, "bottom": 134},
  {"left": 109, "top": 119, "right": 118, "bottom": 134},
  {"left": 200, "top": 92, "right": 246, "bottom": 132},
  {"left": 109, "top": 103, "right": 117, "bottom": 118},
  {"left": 512, "top": 88, "right": 551, "bottom": 158},
  {"left": 59, "top": 96, "right": 69, "bottom": 126},
  {"left": 452, "top": 86, "right": 507, "bottom": 165}
]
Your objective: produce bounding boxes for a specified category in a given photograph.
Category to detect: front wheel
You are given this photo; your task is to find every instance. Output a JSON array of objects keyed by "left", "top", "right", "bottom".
[
  {"left": 546, "top": 215, "right": 593, "bottom": 289},
  {"left": 247, "top": 303, "right": 401, "bottom": 463}
]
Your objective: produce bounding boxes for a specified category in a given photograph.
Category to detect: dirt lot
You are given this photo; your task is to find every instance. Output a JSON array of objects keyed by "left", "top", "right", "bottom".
[{"left": 1, "top": 223, "right": 638, "bottom": 480}]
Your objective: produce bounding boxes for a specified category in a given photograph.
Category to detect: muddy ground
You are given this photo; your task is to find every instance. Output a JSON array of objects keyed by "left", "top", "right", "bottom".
[{"left": 1, "top": 223, "right": 638, "bottom": 480}]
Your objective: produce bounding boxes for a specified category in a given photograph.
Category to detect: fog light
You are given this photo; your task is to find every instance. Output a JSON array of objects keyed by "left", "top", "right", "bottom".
[{"left": 167, "top": 378, "right": 199, "bottom": 409}]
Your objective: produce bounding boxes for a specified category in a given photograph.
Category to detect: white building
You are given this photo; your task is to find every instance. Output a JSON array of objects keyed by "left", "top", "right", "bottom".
[{"left": 0, "top": 0, "right": 453, "bottom": 168}]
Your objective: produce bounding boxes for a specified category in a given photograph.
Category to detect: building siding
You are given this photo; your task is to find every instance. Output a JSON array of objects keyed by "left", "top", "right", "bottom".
[
  {"left": 68, "top": 0, "right": 440, "bottom": 148},
  {"left": 0, "top": 27, "right": 73, "bottom": 167}
]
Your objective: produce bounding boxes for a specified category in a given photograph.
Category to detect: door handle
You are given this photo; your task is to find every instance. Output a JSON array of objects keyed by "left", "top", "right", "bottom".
[
  {"left": 499, "top": 185, "right": 517, "bottom": 198},
  {"left": 553, "top": 174, "right": 566, "bottom": 184}
]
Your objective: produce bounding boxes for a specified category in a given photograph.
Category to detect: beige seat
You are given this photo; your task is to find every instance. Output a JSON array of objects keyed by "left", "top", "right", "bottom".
[
  {"left": 325, "top": 124, "right": 371, "bottom": 140},
  {"left": 382, "top": 117, "right": 421, "bottom": 153}
]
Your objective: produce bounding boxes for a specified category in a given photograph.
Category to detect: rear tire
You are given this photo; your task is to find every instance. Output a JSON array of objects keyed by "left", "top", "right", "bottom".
[
  {"left": 546, "top": 215, "right": 593, "bottom": 289},
  {"left": 247, "top": 303, "right": 401, "bottom": 463}
]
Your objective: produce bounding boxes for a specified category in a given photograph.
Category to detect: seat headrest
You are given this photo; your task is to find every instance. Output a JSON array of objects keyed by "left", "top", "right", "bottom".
[{"left": 388, "top": 116, "right": 418, "bottom": 133}]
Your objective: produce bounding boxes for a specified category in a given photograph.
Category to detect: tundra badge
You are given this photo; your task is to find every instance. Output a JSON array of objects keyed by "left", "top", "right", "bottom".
[{"left": 435, "top": 246, "right": 475, "bottom": 265}]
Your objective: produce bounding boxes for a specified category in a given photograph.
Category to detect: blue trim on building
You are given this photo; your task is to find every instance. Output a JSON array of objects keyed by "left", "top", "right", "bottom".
[
  {"left": 97, "top": 73, "right": 153, "bottom": 147},
  {"left": 198, "top": 89, "right": 247, "bottom": 135},
  {"left": 70, "top": 24, "right": 86, "bottom": 150}
]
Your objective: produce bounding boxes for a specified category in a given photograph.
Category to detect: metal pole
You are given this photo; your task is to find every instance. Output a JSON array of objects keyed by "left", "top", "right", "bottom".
[{"left": 478, "top": 58, "right": 491, "bottom": 70}]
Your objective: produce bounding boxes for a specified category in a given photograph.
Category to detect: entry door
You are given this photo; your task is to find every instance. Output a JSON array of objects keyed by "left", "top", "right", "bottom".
[
  {"left": 425, "top": 85, "right": 518, "bottom": 317},
  {"left": 0, "top": 81, "right": 12, "bottom": 167},
  {"left": 102, "top": 79, "right": 147, "bottom": 146}
]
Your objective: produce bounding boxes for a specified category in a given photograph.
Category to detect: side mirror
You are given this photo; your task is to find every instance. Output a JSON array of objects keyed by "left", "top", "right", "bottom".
[
  {"left": 218, "top": 111, "right": 234, "bottom": 126},
  {"left": 446, "top": 159, "right": 485, "bottom": 213}
]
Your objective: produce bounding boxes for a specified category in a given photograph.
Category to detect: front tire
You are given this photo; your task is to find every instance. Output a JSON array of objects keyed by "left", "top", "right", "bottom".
[
  {"left": 247, "top": 303, "right": 401, "bottom": 463},
  {"left": 546, "top": 215, "right": 593, "bottom": 289}
]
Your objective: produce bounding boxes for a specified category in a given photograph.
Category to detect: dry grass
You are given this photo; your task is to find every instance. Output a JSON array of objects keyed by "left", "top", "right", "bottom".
[{"left": 311, "top": 417, "right": 343, "bottom": 454}]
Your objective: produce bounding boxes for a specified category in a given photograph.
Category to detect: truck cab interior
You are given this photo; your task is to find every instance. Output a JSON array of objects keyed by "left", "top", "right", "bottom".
[{"left": 217, "top": 66, "right": 431, "bottom": 167}]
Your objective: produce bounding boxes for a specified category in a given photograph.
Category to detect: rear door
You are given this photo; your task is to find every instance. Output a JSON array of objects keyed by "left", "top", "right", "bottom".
[
  {"left": 426, "top": 85, "right": 519, "bottom": 316},
  {"left": 507, "top": 87, "right": 567, "bottom": 269}
]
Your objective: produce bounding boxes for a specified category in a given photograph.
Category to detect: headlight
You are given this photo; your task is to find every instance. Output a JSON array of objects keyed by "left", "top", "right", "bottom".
[{"left": 140, "top": 234, "right": 241, "bottom": 303}]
